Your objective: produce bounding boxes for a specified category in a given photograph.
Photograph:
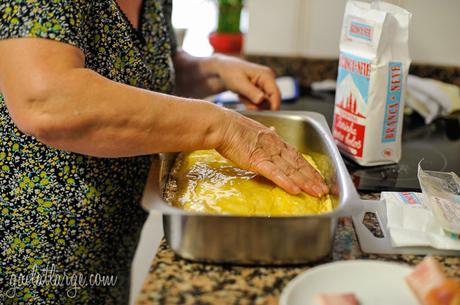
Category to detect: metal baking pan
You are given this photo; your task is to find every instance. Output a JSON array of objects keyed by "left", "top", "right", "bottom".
[{"left": 147, "top": 111, "right": 395, "bottom": 265}]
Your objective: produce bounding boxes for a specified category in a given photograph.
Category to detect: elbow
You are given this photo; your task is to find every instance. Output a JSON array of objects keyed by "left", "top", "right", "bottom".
[
  {"left": 21, "top": 114, "right": 68, "bottom": 143},
  {"left": 5, "top": 82, "right": 79, "bottom": 144},
  {"left": 12, "top": 112, "right": 45, "bottom": 138},
  {"left": 14, "top": 107, "right": 86, "bottom": 150},
  {"left": 15, "top": 101, "right": 86, "bottom": 147},
  {"left": 5, "top": 84, "right": 49, "bottom": 136},
  {"left": 10, "top": 104, "right": 68, "bottom": 144}
]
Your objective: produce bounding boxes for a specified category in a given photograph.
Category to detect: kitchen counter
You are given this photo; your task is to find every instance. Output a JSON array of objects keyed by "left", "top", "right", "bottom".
[{"left": 136, "top": 192, "right": 460, "bottom": 305}]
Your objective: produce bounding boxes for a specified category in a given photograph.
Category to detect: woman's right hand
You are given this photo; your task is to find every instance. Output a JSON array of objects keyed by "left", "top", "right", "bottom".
[{"left": 216, "top": 110, "right": 329, "bottom": 197}]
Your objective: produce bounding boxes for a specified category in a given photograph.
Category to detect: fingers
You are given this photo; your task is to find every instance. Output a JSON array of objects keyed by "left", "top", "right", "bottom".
[
  {"left": 253, "top": 70, "right": 281, "bottom": 111},
  {"left": 280, "top": 147, "right": 329, "bottom": 196},
  {"left": 300, "top": 164, "right": 329, "bottom": 195},
  {"left": 272, "top": 154, "right": 328, "bottom": 197},
  {"left": 246, "top": 129, "right": 328, "bottom": 197},
  {"left": 254, "top": 159, "right": 301, "bottom": 195},
  {"left": 294, "top": 156, "right": 329, "bottom": 196},
  {"left": 230, "top": 66, "right": 280, "bottom": 110},
  {"left": 216, "top": 110, "right": 328, "bottom": 197},
  {"left": 239, "top": 95, "right": 271, "bottom": 110},
  {"left": 253, "top": 155, "right": 328, "bottom": 197},
  {"left": 298, "top": 166, "right": 329, "bottom": 197},
  {"left": 236, "top": 77, "right": 266, "bottom": 105}
]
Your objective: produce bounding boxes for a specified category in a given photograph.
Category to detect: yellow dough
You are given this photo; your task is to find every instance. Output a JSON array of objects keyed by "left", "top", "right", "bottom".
[{"left": 169, "top": 150, "right": 333, "bottom": 216}]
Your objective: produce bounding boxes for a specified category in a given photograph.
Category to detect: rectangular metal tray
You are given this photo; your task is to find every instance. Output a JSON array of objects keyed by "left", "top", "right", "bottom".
[
  {"left": 146, "top": 111, "right": 377, "bottom": 264},
  {"left": 148, "top": 111, "right": 460, "bottom": 263}
]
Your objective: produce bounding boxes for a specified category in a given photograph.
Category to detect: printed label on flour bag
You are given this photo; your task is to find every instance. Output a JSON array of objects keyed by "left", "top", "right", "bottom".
[
  {"left": 382, "top": 62, "right": 403, "bottom": 143},
  {"left": 333, "top": 53, "right": 370, "bottom": 158},
  {"left": 333, "top": 1, "right": 411, "bottom": 166}
]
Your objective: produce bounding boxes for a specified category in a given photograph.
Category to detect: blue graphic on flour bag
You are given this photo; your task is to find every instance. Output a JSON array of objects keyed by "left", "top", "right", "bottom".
[{"left": 337, "top": 52, "right": 370, "bottom": 106}]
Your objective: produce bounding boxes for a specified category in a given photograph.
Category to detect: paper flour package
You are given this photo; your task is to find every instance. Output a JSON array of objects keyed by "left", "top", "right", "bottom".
[{"left": 333, "top": 1, "right": 411, "bottom": 166}]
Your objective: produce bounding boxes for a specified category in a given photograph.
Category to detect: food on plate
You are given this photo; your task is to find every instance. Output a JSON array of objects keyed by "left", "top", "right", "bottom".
[
  {"left": 166, "top": 149, "right": 333, "bottom": 216},
  {"left": 406, "top": 256, "right": 460, "bottom": 305},
  {"left": 313, "top": 292, "right": 360, "bottom": 305},
  {"left": 426, "top": 279, "right": 460, "bottom": 305},
  {"left": 406, "top": 257, "right": 447, "bottom": 303}
]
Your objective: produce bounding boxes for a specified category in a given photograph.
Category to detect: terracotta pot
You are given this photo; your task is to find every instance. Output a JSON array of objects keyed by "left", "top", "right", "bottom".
[{"left": 208, "top": 31, "right": 243, "bottom": 54}]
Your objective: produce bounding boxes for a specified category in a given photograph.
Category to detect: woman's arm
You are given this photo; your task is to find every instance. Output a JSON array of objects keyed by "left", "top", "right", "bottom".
[
  {"left": 0, "top": 39, "right": 225, "bottom": 157},
  {"left": 0, "top": 38, "right": 327, "bottom": 196},
  {"left": 173, "top": 50, "right": 281, "bottom": 110},
  {"left": 173, "top": 50, "right": 225, "bottom": 99}
]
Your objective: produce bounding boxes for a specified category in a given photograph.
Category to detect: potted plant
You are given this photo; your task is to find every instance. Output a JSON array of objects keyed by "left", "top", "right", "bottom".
[{"left": 209, "top": 0, "right": 244, "bottom": 54}]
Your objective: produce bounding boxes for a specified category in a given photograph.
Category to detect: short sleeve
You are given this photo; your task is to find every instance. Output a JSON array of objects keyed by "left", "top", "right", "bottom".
[
  {"left": 162, "top": 0, "right": 177, "bottom": 53},
  {"left": 0, "top": 0, "right": 89, "bottom": 50}
]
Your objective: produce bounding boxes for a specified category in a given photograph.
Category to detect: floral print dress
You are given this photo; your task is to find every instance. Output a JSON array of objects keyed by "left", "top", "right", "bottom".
[{"left": 0, "top": 0, "right": 175, "bottom": 304}]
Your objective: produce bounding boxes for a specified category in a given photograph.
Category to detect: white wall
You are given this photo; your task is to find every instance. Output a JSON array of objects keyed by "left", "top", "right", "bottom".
[
  {"left": 299, "top": 0, "right": 347, "bottom": 59},
  {"left": 245, "top": 0, "right": 304, "bottom": 56},
  {"left": 245, "top": 0, "right": 460, "bottom": 66},
  {"left": 407, "top": 0, "right": 460, "bottom": 65}
]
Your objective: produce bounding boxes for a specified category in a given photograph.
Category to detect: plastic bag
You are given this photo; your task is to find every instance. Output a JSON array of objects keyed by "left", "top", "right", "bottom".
[{"left": 418, "top": 164, "right": 460, "bottom": 236}]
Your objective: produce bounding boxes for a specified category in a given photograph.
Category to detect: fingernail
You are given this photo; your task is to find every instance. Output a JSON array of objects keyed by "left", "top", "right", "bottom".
[
  {"left": 322, "top": 184, "right": 329, "bottom": 194},
  {"left": 292, "top": 185, "right": 301, "bottom": 194},
  {"left": 312, "top": 185, "right": 323, "bottom": 197},
  {"left": 255, "top": 93, "right": 264, "bottom": 104}
]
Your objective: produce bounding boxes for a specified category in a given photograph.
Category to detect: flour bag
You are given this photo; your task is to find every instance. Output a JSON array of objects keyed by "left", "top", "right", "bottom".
[{"left": 333, "top": 1, "right": 411, "bottom": 166}]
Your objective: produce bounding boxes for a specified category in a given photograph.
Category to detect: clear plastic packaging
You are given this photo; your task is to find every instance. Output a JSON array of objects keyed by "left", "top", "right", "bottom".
[{"left": 418, "top": 164, "right": 460, "bottom": 236}]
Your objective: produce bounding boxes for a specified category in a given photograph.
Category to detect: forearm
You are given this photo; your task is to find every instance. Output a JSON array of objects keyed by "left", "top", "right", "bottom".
[
  {"left": 0, "top": 38, "right": 323, "bottom": 195},
  {"left": 15, "top": 68, "right": 227, "bottom": 158},
  {"left": 173, "top": 50, "right": 226, "bottom": 98}
]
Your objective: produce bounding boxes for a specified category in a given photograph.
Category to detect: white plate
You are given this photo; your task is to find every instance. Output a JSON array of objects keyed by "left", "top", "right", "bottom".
[{"left": 279, "top": 260, "right": 418, "bottom": 305}]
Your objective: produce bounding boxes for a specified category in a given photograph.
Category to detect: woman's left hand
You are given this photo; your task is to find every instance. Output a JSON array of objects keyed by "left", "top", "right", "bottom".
[
  {"left": 212, "top": 55, "right": 281, "bottom": 110},
  {"left": 173, "top": 51, "right": 280, "bottom": 110}
]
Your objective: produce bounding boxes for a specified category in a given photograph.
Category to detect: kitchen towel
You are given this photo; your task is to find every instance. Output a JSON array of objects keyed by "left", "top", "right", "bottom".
[
  {"left": 312, "top": 76, "right": 460, "bottom": 124},
  {"left": 406, "top": 75, "right": 460, "bottom": 123},
  {"left": 382, "top": 191, "right": 460, "bottom": 250}
]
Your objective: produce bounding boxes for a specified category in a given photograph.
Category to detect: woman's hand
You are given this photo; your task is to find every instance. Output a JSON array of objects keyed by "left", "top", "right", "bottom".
[
  {"left": 174, "top": 52, "right": 325, "bottom": 196},
  {"left": 173, "top": 51, "right": 281, "bottom": 110},
  {"left": 211, "top": 55, "right": 281, "bottom": 111},
  {"left": 216, "top": 110, "right": 329, "bottom": 197}
]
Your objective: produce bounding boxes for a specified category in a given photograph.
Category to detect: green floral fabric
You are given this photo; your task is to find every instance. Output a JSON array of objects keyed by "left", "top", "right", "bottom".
[{"left": 0, "top": 0, "right": 175, "bottom": 304}]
